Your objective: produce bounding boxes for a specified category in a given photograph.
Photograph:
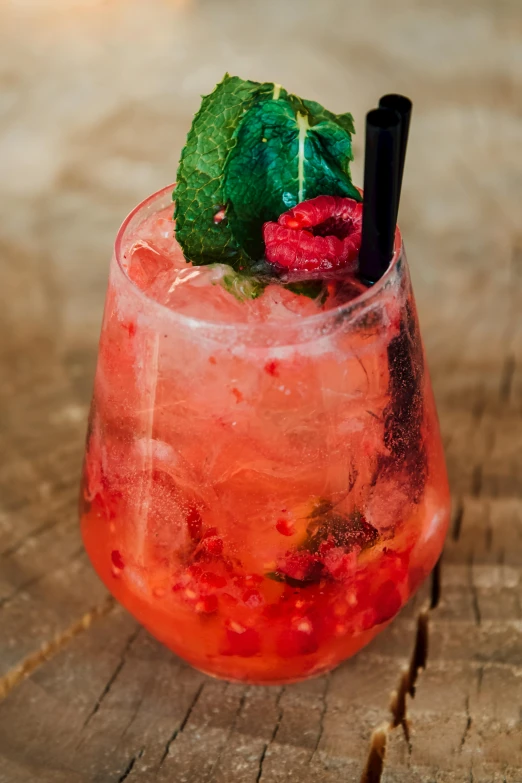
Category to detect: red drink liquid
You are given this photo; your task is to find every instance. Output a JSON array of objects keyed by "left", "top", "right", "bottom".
[{"left": 80, "top": 186, "right": 450, "bottom": 684}]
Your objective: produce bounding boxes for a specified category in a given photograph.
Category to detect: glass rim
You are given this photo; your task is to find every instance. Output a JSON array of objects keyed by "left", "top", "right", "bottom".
[{"left": 114, "top": 184, "right": 404, "bottom": 338}]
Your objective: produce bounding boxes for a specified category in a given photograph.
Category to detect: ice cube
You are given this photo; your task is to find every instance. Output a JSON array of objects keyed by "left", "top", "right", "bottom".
[{"left": 125, "top": 239, "right": 177, "bottom": 291}]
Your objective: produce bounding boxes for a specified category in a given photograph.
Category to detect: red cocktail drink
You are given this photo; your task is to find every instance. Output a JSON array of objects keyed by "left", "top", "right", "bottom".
[{"left": 80, "top": 185, "right": 449, "bottom": 684}]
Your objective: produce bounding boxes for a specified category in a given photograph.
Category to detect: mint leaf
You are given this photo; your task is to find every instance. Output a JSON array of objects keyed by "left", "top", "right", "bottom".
[
  {"left": 174, "top": 74, "right": 282, "bottom": 266},
  {"left": 284, "top": 280, "right": 327, "bottom": 301},
  {"left": 220, "top": 268, "right": 267, "bottom": 301},
  {"left": 224, "top": 98, "right": 361, "bottom": 258},
  {"left": 288, "top": 95, "right": 355, "bottom": 135}
]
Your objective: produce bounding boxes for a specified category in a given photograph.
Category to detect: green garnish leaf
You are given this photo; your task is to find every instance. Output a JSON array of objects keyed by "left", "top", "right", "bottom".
[
  {"left": 220, "top": 268, "right": 267, "bottom": 301},
  {"left": 288, "top": 95, "right": 356, "bottom": 135},
  {"left": 303, "top": 508, "right": 379, "bottom": 554},
  {"left": 223, "top": 99, "right": 361, "bottom": 258},
  {"left": 174, "top": 74, "right": 281, "bottom": 267},
  {"left": 284, "top": 280, "right": 328, "bottom": 302}
]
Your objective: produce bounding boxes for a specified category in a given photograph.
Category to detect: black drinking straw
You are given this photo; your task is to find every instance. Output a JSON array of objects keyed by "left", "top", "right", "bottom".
[
  {"left": 358, "top": 107, "right": 402, "bottom": 285},
  {"left": 379, "top": 93, "right": 412, "bottom": 221}
]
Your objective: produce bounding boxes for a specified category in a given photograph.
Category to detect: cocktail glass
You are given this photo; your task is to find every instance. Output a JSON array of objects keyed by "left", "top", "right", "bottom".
[{"left": 80, "top": 185, "right": 450, "bottom": 684}]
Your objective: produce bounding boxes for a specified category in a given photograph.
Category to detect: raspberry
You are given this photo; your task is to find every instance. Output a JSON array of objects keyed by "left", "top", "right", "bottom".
[
  {"left": 263, "top": 196, "right": 363, "bottom": 272},
  {"left": 276, "top": 551, "right": 324, "bottom": 586},
  {"left": 198, "top": 528, "right": 224, "bottom": 556},
  {"left": 196, "top": 594, "right": 218, "bottom": 613},
  {"left": 203, "top": 536, "right": 223, "bottom": 556},
  {"left": 276, "top": 518, "right": 295, "bottom": 537},
  {"left": 223, "top": 625, "right": 261, "bottom": 657},
  {"left": 277, "top": 627, "right": 319, "bottom": 658},
  {"left": 200, "top": 572, "right": 227, "bottom": 589}
]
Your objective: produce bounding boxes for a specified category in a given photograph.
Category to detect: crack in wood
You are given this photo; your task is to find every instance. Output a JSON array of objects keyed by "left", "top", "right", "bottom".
[
  {"left": 117, "top": 747, "right": 144, "bottom": 783},
  {"left": 159, "top": 681, "right": 205, "bottom": 766},
  {"left": 233, "top": 686, "right": 249, "bottom": 728},
  {"left": 499, "top": 354, "right": 516, "bottom": 403},
  {"left": 410, "top": 610, "right": 429, "bottom": 687},
  {"left": 0, "top": 574, "right": 47, "bottom": 610},
  {"left": 471, "top": 396, "right": 486, "bottom": 424},
  {"left": 0, "top": 490, "right": 79, "bottom": 558},
  {"left": 468, "top": 560, "right": 481, "bottom": 625},
  {"left": 312, "top": 675, "right": 330, "bottom": 756},
  {"left": 451, "top": 501, "right": 464, "bottom": 541},
  {"left": 430, "top": 557, "right": 442, "bottom": 609},
  {"left": 359, "top": 725, "right": 387, "bottom": 783},
  {"left": 0, "top": 594, "right": 115, "bottom": 702},
  {"left": 477, "top": 666, "right": 484, "bottom": 695},
  {"left": 459, "top": 696, "right": 472, "bottom": 752},
  {"left": 255, "top": 687, "right": 285, "bottom": 783},
  {"left": 255, "top": 744, "right": 268, "bottom": 783},
  {"left": 389, "top": 608, "right": 429, "bottom": 747},
  {"left": 83, "top": 626, "right": 141, "bottom": 727},
  {"left": 471, "top": 465, "right": 483, "bottom": 498},
  {"left": 361, "top": 566, "right": 438, "bottom": 780}
]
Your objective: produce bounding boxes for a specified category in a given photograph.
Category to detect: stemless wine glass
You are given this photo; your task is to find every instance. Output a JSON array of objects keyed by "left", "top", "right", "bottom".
[{"left": 80, "top": 185, "right": 450, "bottom": 685}]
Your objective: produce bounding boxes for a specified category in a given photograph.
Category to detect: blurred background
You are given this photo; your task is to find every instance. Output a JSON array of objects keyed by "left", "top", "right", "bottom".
[{"left": 2, "top": 0, "right": 521, "bottom": 365}]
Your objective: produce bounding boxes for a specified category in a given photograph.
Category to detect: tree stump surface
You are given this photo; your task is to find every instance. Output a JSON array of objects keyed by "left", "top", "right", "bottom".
[{"left": 0, "top": 1, "right": 521, "bottom": 780}]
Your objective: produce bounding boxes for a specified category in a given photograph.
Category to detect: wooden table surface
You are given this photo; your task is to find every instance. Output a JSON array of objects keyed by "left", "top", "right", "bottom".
[{"left": 1, "top": 1, "right": 521, "bottom": 781}]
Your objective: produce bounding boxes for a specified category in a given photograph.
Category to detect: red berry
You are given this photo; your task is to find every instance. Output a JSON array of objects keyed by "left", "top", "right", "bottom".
[
  {"left": 276, "top": 518, "right": 295, "bottom": 537},
  {"left": 111, "top": 550, "right": 124, "bottom": 570},
  {"left": 201, "top": 572, "right": 227, "bottom": 589},
  {"left": 277, "top": 551, "right": 324, "bottom": 584},
  {"left": 263, "top": 196, "right": 363, "bottom": 272},
  {"left": 227, "top": 628, "right": 261, "bottom": 658},
  {"left": 203, "top": 536, "right": 223, "bottom": 556},
  {"left": 196, "top": 594, "right": 218, "bottom": 613},
  {"left": 277, "top": 625, "right": 319, "bottom": 658}
]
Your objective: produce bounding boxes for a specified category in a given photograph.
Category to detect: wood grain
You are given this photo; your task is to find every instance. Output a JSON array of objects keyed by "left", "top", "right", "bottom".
[{"left": 0, "top": 0, "right": 521, "bottom": 780}]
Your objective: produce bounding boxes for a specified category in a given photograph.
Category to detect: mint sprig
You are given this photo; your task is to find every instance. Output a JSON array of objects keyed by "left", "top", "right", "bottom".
[
  {"left": 174, "top": 74, "right": 282, "bottom": 267},
  {"left": 174, "top": 74, "right": 360, "bottom": 297}
]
